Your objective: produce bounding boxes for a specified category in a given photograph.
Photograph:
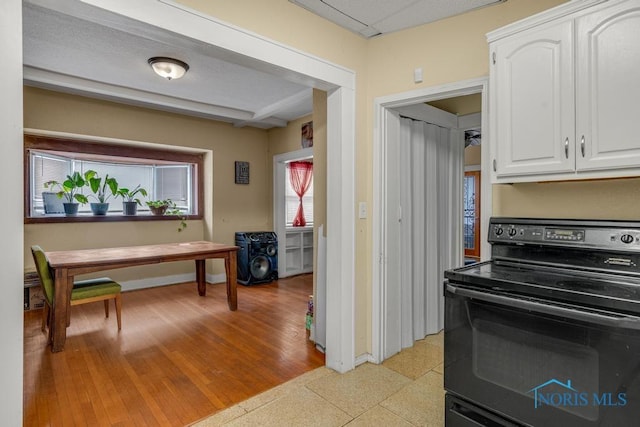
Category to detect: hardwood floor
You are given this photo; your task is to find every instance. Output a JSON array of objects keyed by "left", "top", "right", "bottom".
[{"left": 23, "top": 274, "right": 324, "bottom": 426}]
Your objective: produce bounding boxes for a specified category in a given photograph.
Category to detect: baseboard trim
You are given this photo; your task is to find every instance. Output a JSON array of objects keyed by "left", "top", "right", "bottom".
[
  {"left": 355, "top": 353, "right": 376, "bottom": 366},
  {"left": 121, "top": 273, "right": 227, "bottom": 292}
]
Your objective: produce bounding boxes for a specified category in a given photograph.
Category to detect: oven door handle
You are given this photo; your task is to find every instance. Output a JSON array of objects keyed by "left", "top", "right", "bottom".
[{"left": 446, "top": 282, "right": 640, "bottom": 330}]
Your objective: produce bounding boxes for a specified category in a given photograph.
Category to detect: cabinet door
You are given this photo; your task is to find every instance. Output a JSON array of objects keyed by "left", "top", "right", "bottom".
[
  {"left": 492, "top": 20, "right": 575, "bottom": 178},
  {"left": 576, "top": 0, "right": 640, "bottom": 171}
]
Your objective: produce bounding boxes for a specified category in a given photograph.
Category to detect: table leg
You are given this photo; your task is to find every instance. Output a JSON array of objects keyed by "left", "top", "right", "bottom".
[
  {"left": 196, "top": 259, "right": 206, "bottom": 296},
  {"left": 226, "top": 250, "right": 238, "bottom": 311},
  {"left": 51, "top": 269, "right": 71, "bottom": 352}
]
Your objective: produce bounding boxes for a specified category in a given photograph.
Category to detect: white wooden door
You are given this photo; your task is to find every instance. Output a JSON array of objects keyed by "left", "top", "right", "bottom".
[
  {"left": 492, "top": 20, "right": 575, "bottom": 177},
  {"left": 576, "top": 0, "right": 640, "bottom": 171}
]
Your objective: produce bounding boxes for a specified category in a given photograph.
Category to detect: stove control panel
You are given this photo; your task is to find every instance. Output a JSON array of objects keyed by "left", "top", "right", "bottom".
[
  {"left": 489, "top": 218, "right": 640, "bottom": 251},
  {"left": 545, "top": 228, "right": 585, "bottom": 242},
  {"left": 490, "top": 224, "right": 543, "bottom": 242}
]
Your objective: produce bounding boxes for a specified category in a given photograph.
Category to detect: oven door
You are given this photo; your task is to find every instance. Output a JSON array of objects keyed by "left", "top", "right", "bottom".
[{"left": 444, "top": 280, "right": 640, "bottom": 427}]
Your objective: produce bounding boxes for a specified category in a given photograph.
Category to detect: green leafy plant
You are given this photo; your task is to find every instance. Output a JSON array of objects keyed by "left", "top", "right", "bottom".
[
  {"left": 43, "top": 171, "right": 89, "bottom": 204},
  {"left": 146, "top": 199, "right": 188, "bottom": 232},
  {"left": 116, "top": 184, "right": 148, "bottom": 205},
  {"left": 84, "top": 170, "right": 118, "bottom": 203},
  {"left": 146, "top": 199, "right": 172, "bottom": 208}
]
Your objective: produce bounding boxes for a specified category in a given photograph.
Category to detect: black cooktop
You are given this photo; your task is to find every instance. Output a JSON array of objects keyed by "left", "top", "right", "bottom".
[{"left": 446, "top": 260, "right": 640, "bottom": 316}]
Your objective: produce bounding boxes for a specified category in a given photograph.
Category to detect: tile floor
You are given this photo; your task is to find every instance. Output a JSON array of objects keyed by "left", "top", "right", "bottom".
[{"left": 192, "top": 332, "right": 444, "bottom": 426}]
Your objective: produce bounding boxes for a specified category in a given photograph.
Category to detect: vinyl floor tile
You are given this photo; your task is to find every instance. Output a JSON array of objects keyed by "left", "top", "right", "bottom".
[{"left": 306, "top": 363, "right": 412, "bottom": 417}]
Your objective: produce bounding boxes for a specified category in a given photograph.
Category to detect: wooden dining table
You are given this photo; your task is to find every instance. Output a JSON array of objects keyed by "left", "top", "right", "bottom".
[{"left": 45, "top": 241, "right": 239, "bottom": 352}]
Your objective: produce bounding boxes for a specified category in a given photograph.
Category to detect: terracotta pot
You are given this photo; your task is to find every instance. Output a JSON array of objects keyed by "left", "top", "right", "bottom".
[{"left": 149, "top": 205, "right": 168, "bottom": 216}]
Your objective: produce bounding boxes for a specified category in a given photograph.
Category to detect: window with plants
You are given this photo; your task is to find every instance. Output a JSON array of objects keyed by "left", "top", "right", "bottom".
[{"left": 25, "top": 134, "right": 204, "bottom": 224}]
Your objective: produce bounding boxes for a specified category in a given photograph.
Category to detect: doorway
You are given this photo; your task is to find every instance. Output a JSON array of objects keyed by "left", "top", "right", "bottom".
[
  {"left": 464, "top": 170, "right": 481, "bottom": 262},
  {"left": 462, "top": 116, "right": 483, "bottom": 263},
  {"left": 273, "top": 148, "right": 314, "bottom": 278},
  {"left": 371, "top": 78, "right": 490, "bottom": 363}
]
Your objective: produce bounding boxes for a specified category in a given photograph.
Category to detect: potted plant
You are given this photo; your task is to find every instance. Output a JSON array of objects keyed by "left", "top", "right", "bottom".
[
  {"left": 43, "top": 171, "right": 89, "bottom": 216},
  {"left": 116, "top": 185, "right": 148, "bottom": 216},
  {"left": 146, "top": 199, "right": 188, "bottom": 232},
  {"left": 84, "top": 170, "right": 118, "bottom": 215},
  {"left": 146, "top": 199, "right": 171, "bottom": 216}
]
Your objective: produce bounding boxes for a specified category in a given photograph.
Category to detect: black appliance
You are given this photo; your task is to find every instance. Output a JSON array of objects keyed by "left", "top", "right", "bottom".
[
  {"left": 444, "top": 217, "right": 640, "bottom": 427},
  {"left": 235, "top": 231, "right": 278, "bottom": 285}
]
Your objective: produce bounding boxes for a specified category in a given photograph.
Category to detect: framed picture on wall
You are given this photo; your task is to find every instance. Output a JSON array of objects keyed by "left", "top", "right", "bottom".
[
  {"left": 235, "top": 161, "right": 249, "bottom": 184},
  {"left": 301, "top": 121, "right": 313, "bottom": 148}
]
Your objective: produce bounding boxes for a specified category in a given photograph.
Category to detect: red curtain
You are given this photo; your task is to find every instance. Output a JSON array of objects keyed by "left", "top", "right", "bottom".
[{"left": 288, "top": 161, "right": 313, "bottom": 227}]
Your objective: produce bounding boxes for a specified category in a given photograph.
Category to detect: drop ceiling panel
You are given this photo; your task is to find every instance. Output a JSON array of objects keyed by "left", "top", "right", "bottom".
[
  {"left": 290, "top": 0, "right": 506, "bottom": 37},
  {"left": 371, "top": 0, "right": 505, "bottom": 34},
  {"left": 322, "top": 0, "right": 417, "bottom": 25}
]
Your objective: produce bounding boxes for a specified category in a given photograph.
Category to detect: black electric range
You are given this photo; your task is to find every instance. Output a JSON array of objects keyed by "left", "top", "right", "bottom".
[{"left": 444, "top": 217, "right": 640, "bottom": 427}]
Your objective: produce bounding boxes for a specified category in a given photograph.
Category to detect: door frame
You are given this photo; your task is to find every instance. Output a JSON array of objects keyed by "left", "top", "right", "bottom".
[
  {"left": 371, "top": 77, "right": 491, "bottom": 363},
  {"left": 273, "top": 147, "right": 314, "bottom": 278},
  {"left": 2, "top": 0, "right": 25, "bottom": 422}
]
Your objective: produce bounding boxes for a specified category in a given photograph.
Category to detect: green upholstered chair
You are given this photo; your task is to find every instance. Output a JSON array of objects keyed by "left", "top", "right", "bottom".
[{"left": 31, "top": 245, "right": 122, "bottom": 335}]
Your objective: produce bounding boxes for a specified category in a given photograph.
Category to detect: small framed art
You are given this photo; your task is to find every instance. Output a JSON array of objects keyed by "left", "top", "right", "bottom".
[
  {"left": 235, "top": 161, "right": 250, "bottom": 184},
  {"left": 301, "top": 121, "right": 313, "bottom": 148}
]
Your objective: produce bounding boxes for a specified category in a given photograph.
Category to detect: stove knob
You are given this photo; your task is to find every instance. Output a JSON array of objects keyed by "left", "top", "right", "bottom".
[
  {"left": 621, "top": 234, "right": 634, "bottom": 244},
  {"left": 508, "top": 228, "right": 517, "bottom": 237},
  {"left": 495, "top": 227, "right": 504, "bottom": 236}
]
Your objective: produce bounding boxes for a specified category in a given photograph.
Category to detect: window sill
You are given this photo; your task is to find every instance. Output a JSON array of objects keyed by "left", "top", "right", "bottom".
[
  {"left": 25, "top": 214, "right": 201, "bottom": 225},
  {"left": 285, "top": 226, "right": 314, "bottom": 230}
]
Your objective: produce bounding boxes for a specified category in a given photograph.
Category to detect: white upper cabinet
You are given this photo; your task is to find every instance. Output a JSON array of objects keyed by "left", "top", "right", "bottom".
[
  {"left": 489, "top": 0, "right": 640, "bottom": 182},
  {"left": 576, "top": 0, "right": 640, "bottom": 171},
  {"left": 492, "top": 19, "right": 575, "bottom": 177}
]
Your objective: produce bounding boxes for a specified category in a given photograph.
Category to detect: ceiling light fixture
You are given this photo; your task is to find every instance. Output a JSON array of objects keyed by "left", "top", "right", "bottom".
[{"left": 148, "top": 57, "right": 189, "bottom": 80}]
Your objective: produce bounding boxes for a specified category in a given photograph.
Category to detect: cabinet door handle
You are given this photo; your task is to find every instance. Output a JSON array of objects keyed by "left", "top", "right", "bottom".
[
  {"left": 493, "top": 159, "right": 497, "bottom": 172},
  {"left": 564, "top": 137, "right": 569, "bottom": 159},
  {"left": 492, "top": 52, "right": 496, "bottom": 64},
  {"left": 580, "top": 135, "right": 585, "bottom": 157}
]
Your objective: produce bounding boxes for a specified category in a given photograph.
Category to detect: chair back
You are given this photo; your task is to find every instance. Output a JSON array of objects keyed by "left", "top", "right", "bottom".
[{"left": 30, "top": 246, "right": 54, "bottom": 305}]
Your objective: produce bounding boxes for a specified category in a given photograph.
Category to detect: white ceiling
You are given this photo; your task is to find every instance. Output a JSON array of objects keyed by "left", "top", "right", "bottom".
[
  {"left": 23, "top": 0, "right": 313, "bottom": 129},
  {"left": 289, "top": 0, "right": 506, "bottom": 38},
  {"left": 23, "top": 0, "right": 504, "bottom": 129}
]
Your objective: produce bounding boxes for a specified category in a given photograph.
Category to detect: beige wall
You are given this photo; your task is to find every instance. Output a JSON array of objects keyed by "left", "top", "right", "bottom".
[
  {"left": 311, "top": 89, "right": 328, "bottom": 244},
  {"left": 494, "top": 179, "right": 640, "bottom": 220},
  {"left": 23, "top": 86, "right": 273, "bottom": 281},
  {"left": 268, "top": 115, "right": 313, "bottom": 157},
  {"left": 465, "top": 146, "right": 481, "bottom": 167}
]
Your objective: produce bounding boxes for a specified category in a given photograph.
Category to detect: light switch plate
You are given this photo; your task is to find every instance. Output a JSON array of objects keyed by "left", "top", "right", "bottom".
[
  {"left": 414, "top": 67, "right": 423, "bottom": 83},
  {"left": 358, "top": 202, "right": 367, "bottom": 219}
]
